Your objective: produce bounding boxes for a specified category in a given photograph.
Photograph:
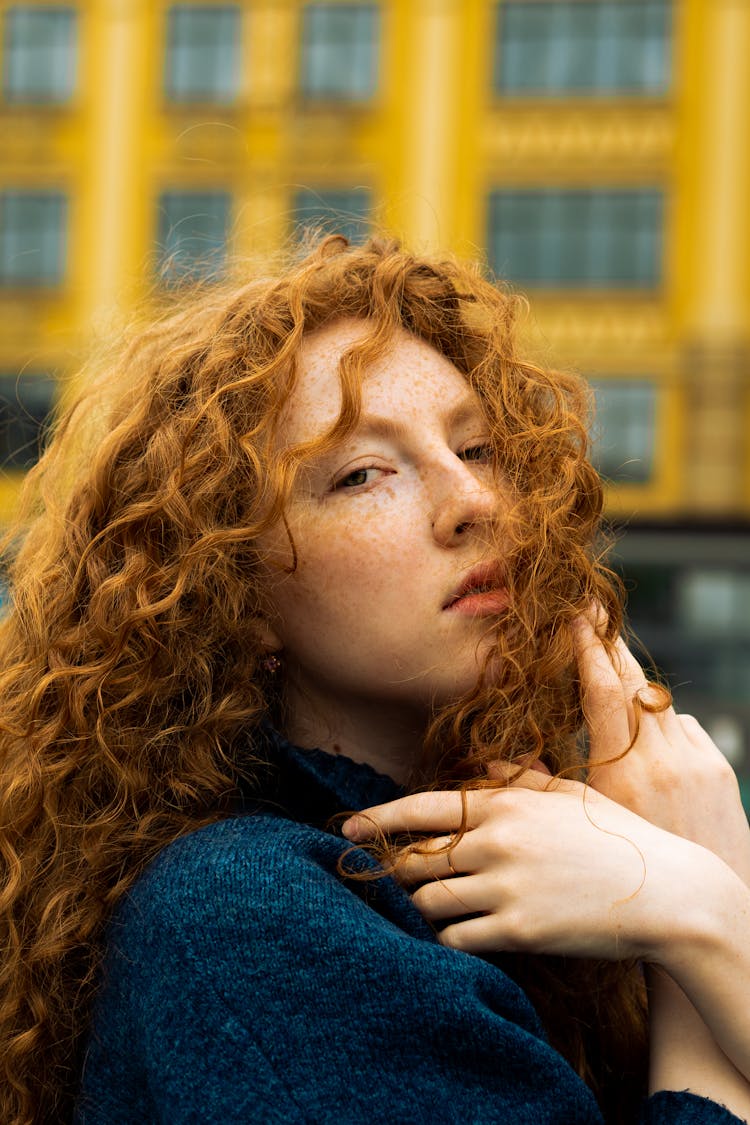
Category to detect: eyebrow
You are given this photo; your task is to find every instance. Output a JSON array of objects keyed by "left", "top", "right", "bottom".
[{"left": 352, "top": 396, "right": 486, "bottom": 442}]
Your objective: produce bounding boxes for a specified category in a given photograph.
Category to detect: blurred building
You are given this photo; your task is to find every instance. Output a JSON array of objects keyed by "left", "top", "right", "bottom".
[{"left": 1, "top": 0, "right": 749, "bottom": 795}]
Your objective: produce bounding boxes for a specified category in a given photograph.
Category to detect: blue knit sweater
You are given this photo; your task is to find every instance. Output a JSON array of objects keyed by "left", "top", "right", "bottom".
[{"left": 75, "top": 730, "right": 745, "bottom": 1124}]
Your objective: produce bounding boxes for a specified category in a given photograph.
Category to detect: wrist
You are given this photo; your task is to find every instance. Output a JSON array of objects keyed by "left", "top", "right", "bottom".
[
  {"left": 643, "top": 842, "right": 747, "bottom": 972},
  {"left": 644, "top": 859, "right": 750, "bottom": 1103}
]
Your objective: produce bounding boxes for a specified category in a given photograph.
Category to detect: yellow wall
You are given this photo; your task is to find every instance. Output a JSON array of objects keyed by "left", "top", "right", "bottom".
[{"left": 1, "top": 0, "right": 749, "bottom": 523}]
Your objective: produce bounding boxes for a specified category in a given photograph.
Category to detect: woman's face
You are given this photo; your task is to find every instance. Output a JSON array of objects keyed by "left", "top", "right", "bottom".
[{"left": 259, "top": 319, "right": 510, "bottom": 765}]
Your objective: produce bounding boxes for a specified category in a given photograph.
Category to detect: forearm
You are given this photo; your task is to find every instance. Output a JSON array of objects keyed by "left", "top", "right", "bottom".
[
  {"left": 648, "top": 853, "right": 750, "bottom": 1120},
  {"left": 647, "top": 966, "right": 750, "bottom": 1121}
]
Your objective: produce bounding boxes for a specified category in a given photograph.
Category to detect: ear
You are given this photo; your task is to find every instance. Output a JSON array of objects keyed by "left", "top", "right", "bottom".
[{"left": 259, "top": 619, "right": 284, "bottom": 653}]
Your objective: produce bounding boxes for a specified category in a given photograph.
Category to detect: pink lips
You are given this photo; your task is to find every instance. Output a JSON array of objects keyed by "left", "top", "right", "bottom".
[{"left": 443, "top": 563, "right": 510, "bottom": 616}]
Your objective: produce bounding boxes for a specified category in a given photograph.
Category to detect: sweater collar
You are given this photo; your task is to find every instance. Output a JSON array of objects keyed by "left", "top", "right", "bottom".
[{"left": 246, "top": 723, "right": 404, "bottom": 831}]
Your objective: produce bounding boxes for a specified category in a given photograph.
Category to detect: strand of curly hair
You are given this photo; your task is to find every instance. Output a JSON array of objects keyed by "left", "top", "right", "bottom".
[{"left": 0, "top": 235, "right": 644, "bottom": 1123}]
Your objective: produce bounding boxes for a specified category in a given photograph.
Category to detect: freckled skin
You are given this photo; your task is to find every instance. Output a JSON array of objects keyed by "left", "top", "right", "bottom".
[{"left": 258, "top": 319, "right": 507, "bottom": 781}]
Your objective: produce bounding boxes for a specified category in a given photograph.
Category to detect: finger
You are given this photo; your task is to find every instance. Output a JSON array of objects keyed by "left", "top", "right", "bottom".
[
  {"left": 677, "top": 714, "right": 733, "bottom": 767},
  {"left": 583, "top": 600, "right": 609, "bottom": 632},
  {"left": 396, "top": 836, "right": 463, "bottom": 884},
  {"left": 646, "top": 700, "right": 688, "bottom": 745},
  {"left": 612, "top": 636, "right": 649, "bottom": 701},
  {"left": 412, "top": 874, "right": 490, "bottom": 921},
  {"left": 341, "top": 791, "right": 479, "bottom": 842},
  {"left": 438, "top": 913, "right": 513, "bottom": 955},
  {"left": 677, "top": 713, "right": 716, "bottom": 749},
  {"left": 573, "top": 616, "right": 631, "bottom": 759},
  {"left": 608, "top": 638, "right": 656, "bottom": 747}
]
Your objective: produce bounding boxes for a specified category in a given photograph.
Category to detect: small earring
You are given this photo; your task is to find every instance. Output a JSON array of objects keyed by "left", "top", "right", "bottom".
[{"left": 262, "top": 652, "right": 282, "bottom": 674}]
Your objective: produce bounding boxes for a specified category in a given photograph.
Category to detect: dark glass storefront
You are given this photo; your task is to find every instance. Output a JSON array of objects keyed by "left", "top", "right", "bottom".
[{"left": 609, "top": 523, "right": 750, "bottom": 810}]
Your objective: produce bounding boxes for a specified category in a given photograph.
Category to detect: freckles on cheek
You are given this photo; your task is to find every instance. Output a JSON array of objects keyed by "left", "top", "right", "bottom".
[{"left": 300, "top": 514, "right": 398, "bottom": 597}]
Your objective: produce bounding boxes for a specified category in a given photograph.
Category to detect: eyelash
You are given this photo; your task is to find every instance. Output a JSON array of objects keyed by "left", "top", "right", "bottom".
[
  {"left": 330, "top": 443, "right": 494, "bottom": 492},
  {"left": 331, "top": 466, "right": 383, "bottom": 491},
  {"left": 458, "top": 443, "right": 494, "bottom": 464}
]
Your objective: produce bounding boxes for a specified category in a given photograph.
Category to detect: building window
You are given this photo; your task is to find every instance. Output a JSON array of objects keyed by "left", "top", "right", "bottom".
[
  {"left": 625, "top": 561, "right": 750, "bottom": 706},
  {"left": 612, "top": 530, "right": 750, "bottom": 810},
  {"left": 300, "top": 3, "right": 379, "bottom": 101},
  {"left": 494, "top": 0, "right": 671, "bottom": 96},
  {"left": 3, "top": 6, "right": 77, "bottom": 103},
  {"left": 292, "top": 187, "right": 371, "bottom": 243},
  {"left": 0, "top": 191, "right": 67, "bottom": 287},
  {"left": 590, "top": 379, "right": 656, "bottom": 483},
  {"left": 680, "top": 570, "right": 750, "bottom": 640},
  {"left": 164, "top": 5, "right": 240, "bottom": 104},
  {"left": 0, "top": 372, "right": 56, "bottom": 470},
  {"left": 156, "top": 190, "right": 231, "bottom": 283},
  {"left": 678, "top": 569, "right": 750, "bottom": 706},
  {"left": 487, "top": 188, "right": 663, "bottom": 288}
]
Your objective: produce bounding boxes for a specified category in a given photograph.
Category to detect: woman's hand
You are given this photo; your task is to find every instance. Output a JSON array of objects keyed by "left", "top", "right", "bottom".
[
  {"left": 573, "top": 614, "right": 750, "bottom": 885},
  {"left": 342, "top": 763, "right": 750, "bottom": 1101},
  {"left": 342, "top": 616, "right": 750, "bottom": 960},
  {"left": 342, "top": 777, "right": 710, "bottom": 963},
  {"left": 574, "top": 615, "right": 750, "bottom": 1113},
  {"left": 342, "top": 619, "right": 750, "bottom": 1105}
]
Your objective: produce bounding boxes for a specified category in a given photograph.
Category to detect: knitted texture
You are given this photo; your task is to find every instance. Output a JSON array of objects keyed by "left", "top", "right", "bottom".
[{"left": 75, "top": 732, "right": 746, "bottom": 1124}]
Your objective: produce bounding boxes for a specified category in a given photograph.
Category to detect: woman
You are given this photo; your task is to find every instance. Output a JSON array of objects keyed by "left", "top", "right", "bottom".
[{"left": 0, "top": 236, "right": 747, "bottom": 1124}]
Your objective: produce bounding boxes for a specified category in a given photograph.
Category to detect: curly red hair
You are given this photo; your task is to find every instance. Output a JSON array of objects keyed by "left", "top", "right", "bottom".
[{"left": 0, "top": 236, "right": 643, "bottom": 1123}]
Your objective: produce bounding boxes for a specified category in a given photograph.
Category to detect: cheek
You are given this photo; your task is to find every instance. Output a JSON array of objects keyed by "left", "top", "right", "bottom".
[
  {"left": 307, "top": 496, "right": 402, "bottom": 576},
  {"left": 294, "top": 535, "right": 395, "bottom": 615},
  {"left": 272, "top": 514, "right": 419, "bottom": 632},
  {"left": 261, "top": 478, "right": 435, "bottom": 642}
]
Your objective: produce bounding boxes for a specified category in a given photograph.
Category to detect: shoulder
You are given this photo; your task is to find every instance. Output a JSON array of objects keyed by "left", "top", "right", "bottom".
[
  {"left": 111, "top": 812, "right": 421, "bottom": 966},
  {"left": 99, "top": 812, "right": 444, "bottom": 1060},
  {"left": 134, "top": 812, "right": 342, "bottom": 894},
  {"left": 86, "top": 815, "right": 605, "bottom": 1123},
  {"left": 120, "top": 813, "right": 362, "bottom": 929}
]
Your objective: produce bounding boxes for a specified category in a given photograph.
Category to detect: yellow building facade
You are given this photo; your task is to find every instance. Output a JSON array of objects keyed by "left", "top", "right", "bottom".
[{"left": 1, "top": 0, "right": 749, "bottom": 786}]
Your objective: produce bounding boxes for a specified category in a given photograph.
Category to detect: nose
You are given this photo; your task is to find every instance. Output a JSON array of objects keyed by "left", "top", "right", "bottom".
[{"left": 430, "top": 463, "right": 499, "bottom": 549}]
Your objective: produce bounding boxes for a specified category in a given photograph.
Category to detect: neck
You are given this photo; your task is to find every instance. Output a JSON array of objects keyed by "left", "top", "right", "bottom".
[{"left": 278, "top": 678, "right": 428, "bottom": 786}]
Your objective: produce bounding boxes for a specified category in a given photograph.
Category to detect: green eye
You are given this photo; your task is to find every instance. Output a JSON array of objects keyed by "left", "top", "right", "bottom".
[
  {"left": 340, "top": 468, "right": 370, "bottom": 487},
  {"left": 331, "top": 467, "right": 378, "bottom": 490}
]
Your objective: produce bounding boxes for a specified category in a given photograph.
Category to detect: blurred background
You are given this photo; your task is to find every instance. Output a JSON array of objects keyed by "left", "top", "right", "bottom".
[{"left": 0, "top": 0, "right": 748, "bottom": 803}]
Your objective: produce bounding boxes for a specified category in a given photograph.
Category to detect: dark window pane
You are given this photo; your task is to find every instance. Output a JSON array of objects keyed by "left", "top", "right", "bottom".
[
  {"left": 622, "top": 563, "right": 678, "bottom": 628},
  {"left": 165, "top": 5, "right": 240, "bottom": 103},
  {"left": 591, "top": 379, "right": 656, "bottom": 482},
  {"left": 156, "top": 190, "right": 231, "bottom": 283},
  {"left": 292, "top": 187, "right": 371, "bottom": 244},
  {"left": 612, "top": 536, "right": 750, "bottom": 811},
  {"left": 565, "top": 2, "right": 599, "bottom": 91},
  {"left": 679, "top": 570, "right": 750, "bottom": 640},
  {"left": 300, "top": 3, "right": 379, "bottom": 100},
  {"left": 495, "top": 0, "right": 671, "bottom": 96},
  {"left": 3, "top": 6, "right": 77, "bottom": 103},
  {"left": 487, "top": 188, "right": 663, "bottom": 288},
  {"left": 0, "top": 191, "right": 67, "bottom": 287},
  {"left": 0, "top": 372, "right": 56, "bottom": 469},
  {"left": 628, "top": 565, "right": 750, "bottom": 734}
]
